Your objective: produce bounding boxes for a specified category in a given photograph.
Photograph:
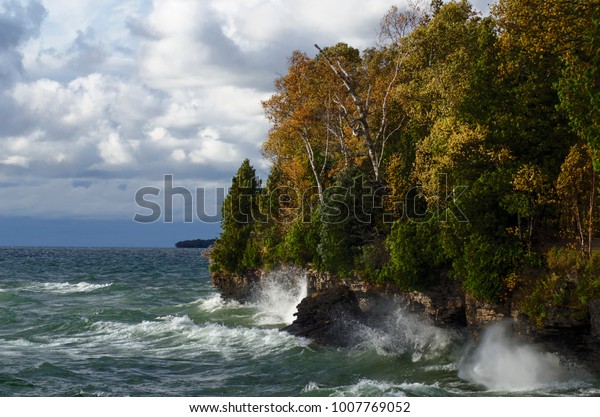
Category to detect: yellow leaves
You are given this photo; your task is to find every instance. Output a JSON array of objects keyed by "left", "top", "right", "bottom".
[
  {"left": 512, "top": 164, "right": 553, "bottom": 206},
  {"left": 384, "top": 153, "right": 411, "bottom": 216},
  {"left": 556, "top": 143, "right": 594, "bottom": 200},
  {"left": 556, "top": 143, "right": 598, "bottom": 252},
  {"left": 494, "top": 0, "right": 595, "bottom": 74},
  {"left": 503, "top": 272, "right": 519, "bottom": 299},
  {"left": 415, "top": 116, "right": 488, "bottom": 203}
]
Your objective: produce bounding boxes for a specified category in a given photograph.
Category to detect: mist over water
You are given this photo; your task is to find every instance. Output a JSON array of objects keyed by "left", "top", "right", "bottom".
[
  {"left": 354, "top": 307, "right": 459, "bottom": 361},
  {"left": 458, "top": 321, "right": 579, "bottom": 392},
  {"left": 0, "top": 248, "right": 596, "bottom": 396}
]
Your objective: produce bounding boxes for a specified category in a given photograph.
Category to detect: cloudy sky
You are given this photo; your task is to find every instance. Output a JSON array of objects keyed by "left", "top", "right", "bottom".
[{"left": 0, "top": 0, "right": 490, "bottom": 247}]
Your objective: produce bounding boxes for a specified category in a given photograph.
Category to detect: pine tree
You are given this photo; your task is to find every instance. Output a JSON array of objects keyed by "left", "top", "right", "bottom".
[{"left": 210, "top": 159, "right": 261, "bottom": 273}]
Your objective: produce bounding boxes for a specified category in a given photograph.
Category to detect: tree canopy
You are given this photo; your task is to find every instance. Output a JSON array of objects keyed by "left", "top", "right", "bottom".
[{"left": 211, "top": 0, "right": 599, "bottom": 302}]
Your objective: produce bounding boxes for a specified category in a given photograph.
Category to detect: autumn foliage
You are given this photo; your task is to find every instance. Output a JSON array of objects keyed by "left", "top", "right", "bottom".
[{"left": 211, "top": 0, "right": 600, "bottom": 302}]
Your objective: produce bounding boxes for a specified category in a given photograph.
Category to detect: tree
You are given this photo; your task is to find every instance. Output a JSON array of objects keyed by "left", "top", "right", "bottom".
[
  {"left": 314, "top": 42, "right": 406, "bottom": 183},
  {"left": 494, "top": 0, "right": 600, "bottom": 169},
  {"left": 503, "top": 164, "right": 554, "bottom": 241},
  {"left": 317, "top": 170, "right": 381, "bottom": 276},
  {"left": 557, "top": 143, "right": 599, "bottom": 256},
  {"left": 262, "top": 52, "right": 335, "bottom": 204},
  {"left": 210, "top": 159, "right": 261, "bottom": 273}
]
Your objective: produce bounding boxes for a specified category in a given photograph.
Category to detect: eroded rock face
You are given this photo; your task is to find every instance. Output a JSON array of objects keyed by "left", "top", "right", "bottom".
[
  {"left": 281, "top": 286, "right": 363, "bottom": 347},
  {"left": 210, "top": 266, "right": 600, "bottom": 371},
  {"left": 399, "top": 286, "right": 467, "bottom": 328},
  {"left": 306, "top": 270, "right": 467, "bottom": 329},
  {"left": 280, "top": 270, "right": 468, "bottom": 346},
  {"left": 465, "top": 294, "right": 510, "bottom": 333},
  {"left": 589, "top": 300, "right": 600, "bottom": 339},
  {"left": 211, "top": 269, "right": 261, "bottom": 302}
]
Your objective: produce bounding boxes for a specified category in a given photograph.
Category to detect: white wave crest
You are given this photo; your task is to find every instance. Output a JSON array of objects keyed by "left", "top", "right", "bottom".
[
  {"left": 195, "top": 294, "right": 240, "bottom": 312},
  {"left": 354, "top": 308, "right": 459, "bottom": 361},
  {"left": 332, "top": 379, "right": 408, "bottom": 397},
  {"left": 47, "top": 315, "right": 309, "bottom": 359},
  {"left": 250, "top": 266, "right": 307, "bottom": 326},
  {"left": 303, "top": 378, "right": 444, "bottom": 397},
  {"left": 25, "top": 282, "right": 112, "bottom": 294}
]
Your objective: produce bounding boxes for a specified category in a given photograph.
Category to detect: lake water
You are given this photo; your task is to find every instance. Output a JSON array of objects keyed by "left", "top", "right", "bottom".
[{"left": 0, "top": 247, "right": 598, "bottom": 396}]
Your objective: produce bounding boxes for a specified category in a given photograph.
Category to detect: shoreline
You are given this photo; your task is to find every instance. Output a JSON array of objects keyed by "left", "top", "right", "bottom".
[{"left": 211, "top": 266, "right": 600, "bottom": 375}]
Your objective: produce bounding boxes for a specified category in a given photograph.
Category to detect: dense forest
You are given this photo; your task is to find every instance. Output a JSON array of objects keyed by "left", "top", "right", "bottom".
[{"left": 211, "top": 0, "right": 600, "bottom": 317}]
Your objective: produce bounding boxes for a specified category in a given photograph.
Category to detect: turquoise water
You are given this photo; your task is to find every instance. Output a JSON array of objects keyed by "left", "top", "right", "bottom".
[{"left": 0, "top": 247, "right": 598, "bottom": 397}]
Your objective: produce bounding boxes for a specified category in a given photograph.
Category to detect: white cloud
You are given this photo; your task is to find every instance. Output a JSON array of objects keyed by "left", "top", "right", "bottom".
[
  {"left": 171, "top": 148, "right": 186, "bottom": 162},
  {"left": 212, "top": 0, "right": 397, "bottom": 51},
  {"left": 97, "top": 132, "right": 133, "bottom": 165},
  {"left": 0, "top": 0, "right": 491, "bottom": 220},
  {"left": 0, "top": 155, "right": 30, "bottom": 167}
]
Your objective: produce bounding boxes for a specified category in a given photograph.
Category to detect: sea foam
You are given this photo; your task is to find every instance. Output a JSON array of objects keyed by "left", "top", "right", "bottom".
[
  {"left": 353, "top": 307, "right": 459, "bottom": 361},
  {"left": 303, "top": 378, "right": 446, "bottom": 397},
  {"left": 45, "top": 315, "right": 309, "bottom": 360},
  {"left": 25, "top": 282, "right": 112, "bottom": 294},
  {"left": 196, "top": 294, "right": 240, "bottom": 312}
]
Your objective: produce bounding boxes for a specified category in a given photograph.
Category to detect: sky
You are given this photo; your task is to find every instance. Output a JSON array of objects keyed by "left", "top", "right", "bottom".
[{"left": 0, "top": 0, "right": 491, "bottom": 247}]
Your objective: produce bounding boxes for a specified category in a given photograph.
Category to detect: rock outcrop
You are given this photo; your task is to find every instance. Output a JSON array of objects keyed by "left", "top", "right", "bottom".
[
  {"left": 589, "top": 299, "right": 600, "bottom": 339},
  {"left": 211, "top": 265, "right": 600, "bottom": 371},
  {"left": 306, "top": 269, "right": 467, "bottom": 328},
  {"left": 465, "top": 294, "right": 510, "bottom": 333},
  {"left": 282, "top": 286, "right": 363, "bottom": 346},
  {"left": 211, "top": 269, "right": 261, "bottom": 302}
]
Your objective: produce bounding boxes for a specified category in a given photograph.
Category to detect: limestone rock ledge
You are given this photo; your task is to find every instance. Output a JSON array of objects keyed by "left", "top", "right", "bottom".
[
  {"left": 281, "top": 286, "right": 363, "bottom": 346},
  {"left": 210, "top": 266, "right": 600, "bottom": 372},
  {"left": 211, "top": 269, "right": 261, "bottom": 302}
]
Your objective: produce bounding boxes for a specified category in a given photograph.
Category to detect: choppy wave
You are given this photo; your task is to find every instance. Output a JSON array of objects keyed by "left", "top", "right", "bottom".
[
  {"left": 16, "top": 315, "right": 309, "bottom": 360},
  {"left": 24, "top": 282, "right": 112, "bottom": 294},
  {"left": 302, "top": 378, "right": 446, "bottom": 397},
  {"left": 195, "top": 294, "right": 241, "bottom": 312},
  {"left": 193, "top": 267, "right": 307, "bottom": 326},
  {"left": 2, "top": 248, "right": 599, "bottom": 397},
  {"left": 352, "top": 307, "right": 459, "bottom": 361}
]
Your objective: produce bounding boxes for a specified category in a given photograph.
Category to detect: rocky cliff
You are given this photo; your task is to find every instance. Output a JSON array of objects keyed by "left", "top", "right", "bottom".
[
  {"left": 211, "top": 266, "right": 600, "bottom": 372},
  {"left": 211, "top": 269, "right": 261, "bottom": 302}
]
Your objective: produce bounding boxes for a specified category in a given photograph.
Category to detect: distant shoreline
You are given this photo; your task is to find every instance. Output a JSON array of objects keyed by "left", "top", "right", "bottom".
[{"left": 175, "top": 239, "right": 216, "bottom": 249}]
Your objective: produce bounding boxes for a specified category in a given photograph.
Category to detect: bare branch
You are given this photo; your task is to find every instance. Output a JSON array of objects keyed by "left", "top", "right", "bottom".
[{"left": 315, "top": 43, "right": 381, "bottom": 181}]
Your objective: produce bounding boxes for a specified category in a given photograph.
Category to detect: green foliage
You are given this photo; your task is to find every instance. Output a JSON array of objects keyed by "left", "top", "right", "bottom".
[
  {"left": 282, "top": 218, "right": 321, "bottom": 266},
  {"left": 386, "top": 221, "right": 448, "bottom": 290},
  {"left": 451, "top": 233, "right": 521, "bottom": 302},
  {"left": 210, "top": 1, "right": 599, "bottom": 312},
  {"left": 355, "top": 237, "right": 391, "bottom": 283},
  {"left": 317, "top": 170, "right": 380, "bottom": 276},
  {"left": 523, "top": 247, "right": 590, "bottom": 326},
  {"left": 578, "top": 251, "right": 600, "bottom": 304},
  {"left": 210, "top": 159, "right": 261, "bottom": 274}
]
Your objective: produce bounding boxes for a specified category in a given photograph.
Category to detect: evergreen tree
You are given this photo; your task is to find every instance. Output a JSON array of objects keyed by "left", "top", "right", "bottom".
[{"left": 210, "top": 159, "right": 261, "bottom": 273}]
